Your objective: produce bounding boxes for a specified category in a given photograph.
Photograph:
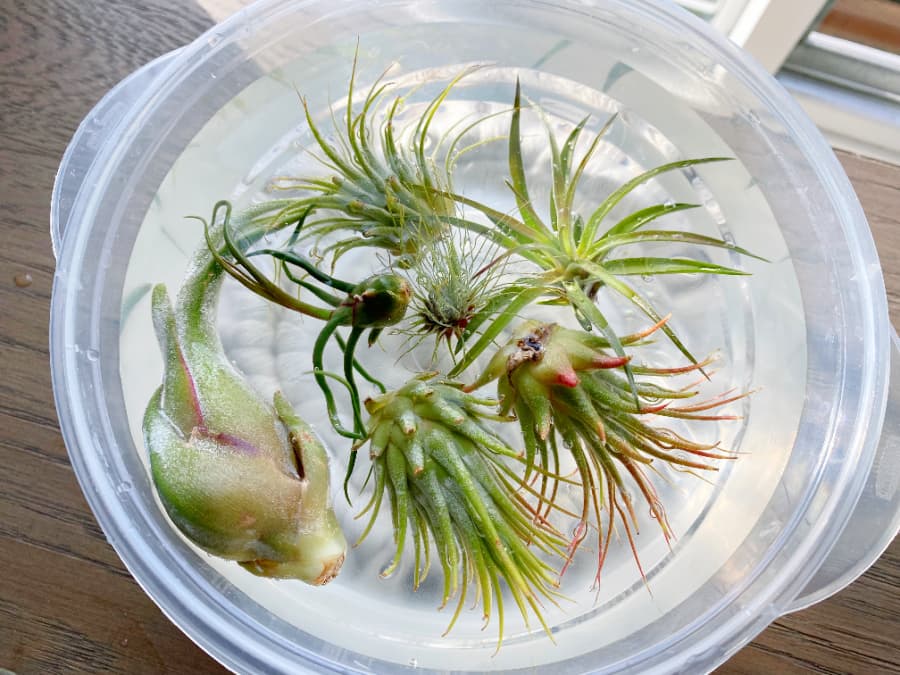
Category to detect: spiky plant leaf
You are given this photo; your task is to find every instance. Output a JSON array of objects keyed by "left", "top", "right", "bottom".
[{"left": 437, "top": 81, "right": 761, "bottom": 378}]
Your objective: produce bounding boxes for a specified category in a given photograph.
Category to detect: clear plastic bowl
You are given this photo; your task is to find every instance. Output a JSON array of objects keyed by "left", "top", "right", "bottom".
[{"left": 50, "top": 1, "right": 900, "bottom": 673}]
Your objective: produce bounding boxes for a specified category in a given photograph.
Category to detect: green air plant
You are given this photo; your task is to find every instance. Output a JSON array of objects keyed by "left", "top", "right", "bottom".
[
  {"left": 355, "top": 375, "right": 568, "bottom": 647},
  {"left": 401, "top": 226, "right": 508, "bottom": 362},
  {"left": 465, "top": 321, "right": 744, "bottom": 583},
  {"left": 198, "top": 201, "right": 410, "bottom": 447},
  {"left": 171, "top": 61, "right": 487, "bottom": 278},
  {"left": 447, "top": 81, "right": 763, "bottom": 385},
  {"left": 143, "top": 230, "right": 347, "bottom": 584},
  {"left": 261, "top": 56, "right": 504, "bottom": 266}
]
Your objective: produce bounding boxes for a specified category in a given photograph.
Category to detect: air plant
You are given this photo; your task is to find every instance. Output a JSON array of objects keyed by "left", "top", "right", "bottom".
[
  {"left": 447, "top": 82, "right": 763, "bottom": 384},
  {"left": 143, "top": 237, "right": 346, "bottom": 584},
  {"left": 355, "top": 375, "right": 567, "bottom": 646},
  {"left": 465, "top": 321, "right": 744, "bottom": 583},
  {"left": 198, "top": 200, "right": 411, "bottom": 450},
  {"left": 171, "top": 60, "right": 483, "bottom": 283},
  {"left": 401, "top": 226, "right": 508, "bottom": 362},
  {"left": 262, "top": 56, "right": 501, "bottom": 266}
]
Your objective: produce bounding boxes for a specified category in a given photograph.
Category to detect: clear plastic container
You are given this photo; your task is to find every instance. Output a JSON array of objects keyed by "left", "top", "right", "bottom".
[{"left": 50, "top": 1, "right": 900, "bottom": 673}]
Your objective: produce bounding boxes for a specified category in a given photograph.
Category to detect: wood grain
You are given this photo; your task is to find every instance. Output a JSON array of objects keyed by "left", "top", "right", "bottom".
[
  {"left": 0, "top": 1, "right": 897, "bottom": 673},
  {"left": 819, "top": 0, "right": 900, "bottom": 55}
]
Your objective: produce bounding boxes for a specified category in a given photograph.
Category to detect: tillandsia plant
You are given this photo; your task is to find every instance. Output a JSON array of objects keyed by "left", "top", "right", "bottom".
[
  {"left": 143, "top": 225, "right": 347, "bottom": 584},
  {"left": 400, "top": 226, "right": 508, "bottom": 362},
  {"left": 251, "top": 56, "right": 502, "bottom": 266},
  {"left": 355, "top": 375, "right": 567, "bottom": 646},
  {"left": 198, "top": 200, "right": 411, "bottom": 451},
  {"left": 446, "top": 82, "right": 764, "bottom": 384},
  {"left": 465, "top": 320, "right": 745, "bottom": 582}
]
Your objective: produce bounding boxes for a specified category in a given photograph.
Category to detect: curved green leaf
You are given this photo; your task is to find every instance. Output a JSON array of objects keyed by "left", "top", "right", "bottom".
[
  {"left": 581, "top": 260, "right": 704, "bottom": 371},
  {"left": 601, "top": 202, "right": 700, "bottom": 240},
  {"left": 602, "top": 257, "right": 748, "bottom": 276},
  {"left": 593, "top": 229, "right": 766, "bottom": 262},
  {"left": 578, "top": 157, "right": 733, "bottom": 254}
]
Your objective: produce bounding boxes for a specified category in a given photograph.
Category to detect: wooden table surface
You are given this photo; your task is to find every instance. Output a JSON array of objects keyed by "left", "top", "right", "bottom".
[{"left": 2, "top": 1, "right": 898, "bottom": 673}]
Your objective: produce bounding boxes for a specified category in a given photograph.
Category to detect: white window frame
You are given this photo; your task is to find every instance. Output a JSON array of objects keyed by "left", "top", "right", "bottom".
[
  {"left": 675, "top": 0, "right": 833, "bottom": 72},
  {"left": 726, "top": 0, "right": 833, "bottom": 72}
]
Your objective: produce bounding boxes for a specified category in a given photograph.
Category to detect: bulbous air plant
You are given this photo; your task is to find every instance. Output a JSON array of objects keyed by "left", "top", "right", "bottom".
[
  {"left": 144, "top": 255, "right": 346, "bottom": 583},
  {"left": 465, "top": 321, "right": 745, "bottom": 584},
  {"left": 355, "top": 376, "right": 568, "bottom": 647}
]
